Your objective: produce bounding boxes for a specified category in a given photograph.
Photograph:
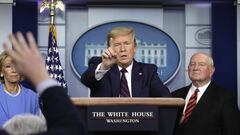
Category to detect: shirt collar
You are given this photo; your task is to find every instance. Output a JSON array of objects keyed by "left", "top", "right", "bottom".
[
  {"left": 118, "top": 62, "right": 133, "bottom": 73},
  {"left": 190, "top": 81, "right": 211, "bottom": 94}
]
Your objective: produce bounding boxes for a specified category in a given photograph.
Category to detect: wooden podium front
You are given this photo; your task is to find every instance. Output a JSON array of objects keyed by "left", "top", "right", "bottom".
[{"left": 72, "top": 98, "right": 184, "bottom": 135}]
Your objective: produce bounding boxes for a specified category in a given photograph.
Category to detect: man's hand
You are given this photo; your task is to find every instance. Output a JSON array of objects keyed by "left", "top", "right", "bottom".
[
  {"left": 100, "top": 46, "right": 116, "bottom": 70},
  {"left": 3, "top": 32, "right": 50, "bottom": 87}
]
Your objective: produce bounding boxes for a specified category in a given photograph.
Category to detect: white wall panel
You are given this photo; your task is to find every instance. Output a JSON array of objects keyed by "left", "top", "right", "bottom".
[
  {"left": 88, "top": 8, "right": 163, "bottom": 29},
  {"left": 66, "top": 9, "right": 89, "bottom": 97},
  {"left": 38, "top": 25, "right": 65, "bottom": 47},
  {"left": 0, "top": 0, "right": 13, "bottom": 3},
  {"left": 186, "top": 26, "right": 211, "bottom": 47},
  {"left": 0, "top": 4, "right": 12, "bottom": 53},
  {"left": 185, "top": 3, "right": 211, "bottom": 86},
  {"left": 186, "top": 3, "right": 211, "bottom": 25}
]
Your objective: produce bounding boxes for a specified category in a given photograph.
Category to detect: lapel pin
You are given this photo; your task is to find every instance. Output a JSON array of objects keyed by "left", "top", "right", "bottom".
[{"left": 139, "top": 72, "right": 142, "bottom": 75}]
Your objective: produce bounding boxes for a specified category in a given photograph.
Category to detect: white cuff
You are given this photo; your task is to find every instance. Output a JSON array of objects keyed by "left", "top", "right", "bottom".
[
  {"left": 95, "top": 63, "right": 109, "bottom": 81},
  {"left": 36, "top": 79, "right": 59, "bottom": 96}
]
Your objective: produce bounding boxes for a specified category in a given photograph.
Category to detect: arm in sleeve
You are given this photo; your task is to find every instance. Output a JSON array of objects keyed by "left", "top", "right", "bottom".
[
  {"left": 95, "top": 63, "right": 109, "bottom": 81},
  {"left": 37, "top": 86, "right": 85, "bottom": 135},
  {"left": 150, "top": 65, "right": 171, "bottom": 97},
  {"left": 81, "top": 57, "right": 104, "bottom": 89}
]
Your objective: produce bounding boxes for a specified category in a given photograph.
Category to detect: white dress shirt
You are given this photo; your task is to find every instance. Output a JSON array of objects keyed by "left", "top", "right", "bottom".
[
  {"left": 95, "top": 62, "right": 133, "bottom": 97},
  {"left": 182, "top": 81, "right": 211, "bottom": 113}
]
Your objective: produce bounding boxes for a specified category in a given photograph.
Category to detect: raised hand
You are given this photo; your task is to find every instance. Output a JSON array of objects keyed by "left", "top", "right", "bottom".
[
  {"left": 3, "top": 32, "right": 50, "bottom": 87},
  {"left": 100, "top": 46, "right": 117, "bottom": 70}
]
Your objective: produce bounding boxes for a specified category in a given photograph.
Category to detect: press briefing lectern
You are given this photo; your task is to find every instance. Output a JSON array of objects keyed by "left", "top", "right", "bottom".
[{"left": 71, "top": 98, "right": 184, "bottom": 135}]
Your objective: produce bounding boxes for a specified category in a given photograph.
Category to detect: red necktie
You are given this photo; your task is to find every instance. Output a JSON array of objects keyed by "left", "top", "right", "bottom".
[
  {"left": 119, "top": 68, "right": 130, "bottom": 97},
  {"left": 182, "top": 89, "right": 199, "bottom": 124}
]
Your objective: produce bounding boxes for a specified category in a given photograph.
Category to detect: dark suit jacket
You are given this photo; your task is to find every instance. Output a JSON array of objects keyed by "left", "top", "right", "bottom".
[
  {"left": 172, "top": 82, "right": 240, "bottom": 135},
  {"left": 81, "top": 57, "right": 171, "bottom": 97},
  {"left": 0, "top": 86, "right": 84, "bottom": 135}
]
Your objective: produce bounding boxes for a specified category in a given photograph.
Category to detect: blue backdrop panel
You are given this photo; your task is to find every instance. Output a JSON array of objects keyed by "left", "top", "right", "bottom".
[
  {"left": 12, "top": 1, "right": 38, "bottom": 43},
  {"left": 212, "top": 3, "right": 237, "bottom": 94},
  {"left": 12, "top": 0, "right": 38, "bottom": 90}
]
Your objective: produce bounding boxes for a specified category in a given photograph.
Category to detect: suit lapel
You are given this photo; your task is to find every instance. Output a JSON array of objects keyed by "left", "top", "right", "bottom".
[
  {"left": 131, "top": 61, "right": 143, "bottom": 97},
  {"left": 188, "top": 82, "right": 216, "bottom": 120},
  {"left": 178, "top": 86, "right": 190, "bottom": 114},
  {"left": 108, "top": 65, "right": 120, "bottom": 97},
  {"left": 193, "top": 82, "right": 214, "bottom": 113},
  {"left": 181, "top": 86, "right": 191, "bottom": 98}
]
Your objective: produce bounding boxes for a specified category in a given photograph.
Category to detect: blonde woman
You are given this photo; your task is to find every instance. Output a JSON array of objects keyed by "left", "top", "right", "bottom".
[{"left": 0, "top": 51, "right": 40, "bottom": 127}]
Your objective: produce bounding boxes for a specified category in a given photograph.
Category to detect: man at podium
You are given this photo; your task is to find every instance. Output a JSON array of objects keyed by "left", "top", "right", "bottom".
[{"left": 81, "top": 26, "right": 171, "bottom": 98}]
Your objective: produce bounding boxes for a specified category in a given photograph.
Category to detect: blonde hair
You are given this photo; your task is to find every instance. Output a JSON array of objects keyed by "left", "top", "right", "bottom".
[
  {"left": 107, "top": 26, "right": 136, "bottom": 47},
  {"left": 0, "top": 51, "right": 23, "bottom": 83}
]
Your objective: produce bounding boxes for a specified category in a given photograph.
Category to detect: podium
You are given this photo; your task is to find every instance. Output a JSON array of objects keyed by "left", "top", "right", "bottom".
[{"left": 72, "top": 98, "right": 184, "bottom": 135}]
